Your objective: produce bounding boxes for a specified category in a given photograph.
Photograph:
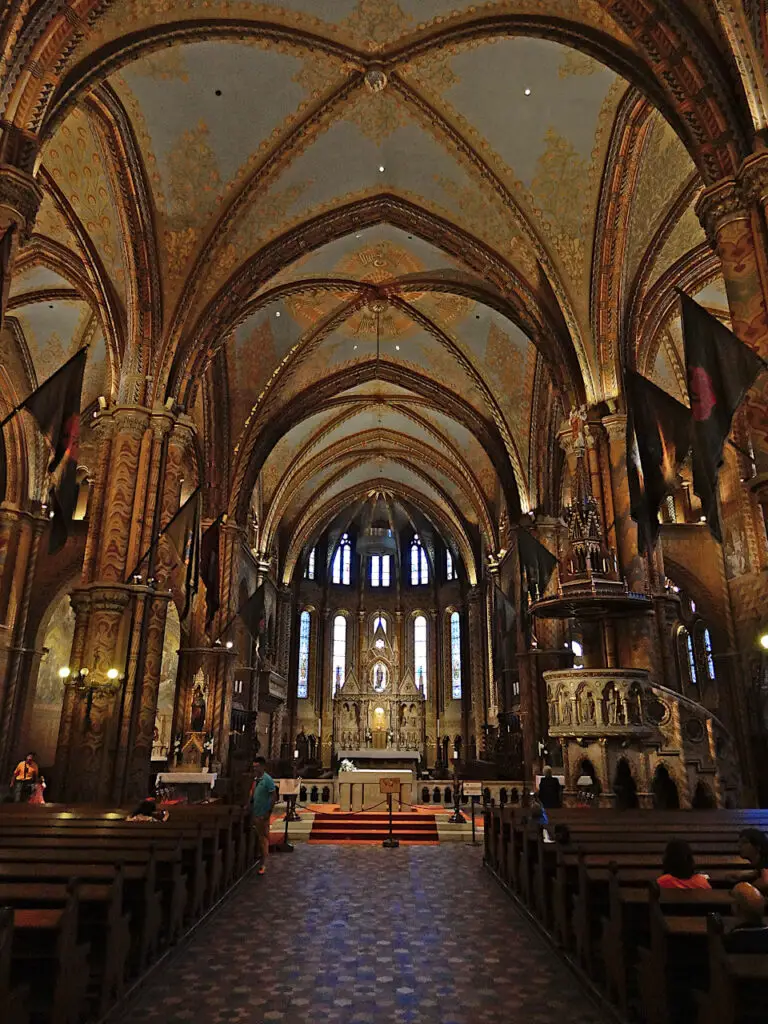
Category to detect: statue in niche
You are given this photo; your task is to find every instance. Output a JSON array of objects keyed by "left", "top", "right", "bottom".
[
  {"left": 190, "top": 671, "right": 207, "bottom": 732},
  {"left": 606, "top": 687, "right": 619, "bottom": 726},
  {"left": 296, "top": 730, "right": 309, "bottom": 762},
  {"left": 373, "top": 662, "right": 387, "bottom": 692},
  {"left": 580, "top": 690, "right": 596, "bottom": 725},
  {"left": 628, "top": 688, "right": 643, "bottom": 726},
  {"left": 559, "top": 691, "right": 572, "bottom": 725},
  {"left": 548, "top": 689, "right": 559, "bottom": 726}
]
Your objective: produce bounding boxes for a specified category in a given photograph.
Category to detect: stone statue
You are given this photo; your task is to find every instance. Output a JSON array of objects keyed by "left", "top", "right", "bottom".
[
  {"left": 606, "top": 687, "right": 619, "bottom": 726},
  {"left": 191, "top": 678, "right": 206, "bottom": 732},
  {"left": 296, "top": 730, "right": 309, "bottom": 761},
  {"left": 559, "top": 691, "right": 572, "bottom": 725},
  {"left": 580, "top": 690, "right": 596, "bottom": 724}
]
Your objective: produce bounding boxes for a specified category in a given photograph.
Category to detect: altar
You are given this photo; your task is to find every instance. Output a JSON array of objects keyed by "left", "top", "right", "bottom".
[{"left": 336, "top": 769, "right": 413, "bottom": 811}]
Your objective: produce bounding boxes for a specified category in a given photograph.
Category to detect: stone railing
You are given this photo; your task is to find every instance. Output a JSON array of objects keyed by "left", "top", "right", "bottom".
[{"left": 544, "top": 668, "right": 654, "bottom": 738}]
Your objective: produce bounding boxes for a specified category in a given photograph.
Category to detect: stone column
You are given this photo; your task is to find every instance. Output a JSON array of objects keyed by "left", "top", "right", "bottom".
[
  {"left": 0, "top": 511, "right": 45, "bottom": 774},
  {"left": 467, "top": 586, "right": 486, "bottom": 761},
  {"left": 601, "top": 414, "right": 646, "bottom": 593},
  {"left": 0, "top": 163, "right": 43, "bottom": 327}
]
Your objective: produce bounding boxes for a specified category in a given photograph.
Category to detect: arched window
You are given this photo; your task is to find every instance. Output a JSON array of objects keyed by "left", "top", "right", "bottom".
[
  {"left": 332, "top": 534, "right": 352, "bottom": 585},
  {"left": 679, "top": 627, "right": 698, "bottom": 686},
  {"left": 414, "top": 615, "right": 428, "bottom": 696},
  {"left": 373, "top": 614, "right": 387, "bottom": 634},
  {"left": 332, "top": 615, "right": 347, "bottom": 694},
  {"left": 446, "top": 549, "right": 455, "bottom": 581},
  {"left": 304, "top": 548, "right": 316, "bottom": 581},
  {"left": 450, "top": 611, "right": 462, "bottom": 699},
  {"left": 703, "top": 627, "right": 716, "bottom": 682},
  {"left": 297, "top": 611, "right": 311, "bottom": 698},
  {"left": 410, "top": 535, "right": 428, "bottom": 585},
  {"left": 370, "top": 554, "right": 391, "bottom": 587}
]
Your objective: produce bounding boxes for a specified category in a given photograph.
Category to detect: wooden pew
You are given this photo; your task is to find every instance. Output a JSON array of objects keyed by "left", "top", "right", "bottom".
[
  {"left": 0, "top": 845, "right": 187, "bottom": 946},
  {"left": 0, "top": 906, "right": 29, "bottom": 1024},
  {"left": 0, "top": 875, "right": 130, "bottom": 1016},
  {"left": 601, "top": 880, "right": 734, "bottom": 1015},
  {"left": 0, "top": 860, "right": 160, "bottom": 973},
  {"left": 635, "top": 882, "right": 753, "bottom": 1024},
  {"left": 9, "top": 883, "right": 90, "bottom": 1024},
  {"left": 696, "top": 914, "right": 768, "bottom": 1024}
]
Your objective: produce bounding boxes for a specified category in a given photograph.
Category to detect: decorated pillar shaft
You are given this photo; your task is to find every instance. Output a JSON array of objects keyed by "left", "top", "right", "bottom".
[{"left": 467, "top": 586, "right": 487, "bottom": 760}]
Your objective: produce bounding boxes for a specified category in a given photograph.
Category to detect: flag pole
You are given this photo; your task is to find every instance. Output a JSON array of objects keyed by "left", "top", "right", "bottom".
[{"left": 0, "top": 346, "right": 90, "bottom": 431}]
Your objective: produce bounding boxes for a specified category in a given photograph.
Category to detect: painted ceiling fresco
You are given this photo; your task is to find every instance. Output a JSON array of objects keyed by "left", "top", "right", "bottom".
[{"left": 2, "top": 0, "right": 735, "bottom": 573}]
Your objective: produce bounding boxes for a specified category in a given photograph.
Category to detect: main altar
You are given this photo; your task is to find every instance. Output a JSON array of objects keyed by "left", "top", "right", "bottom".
[{"left": 332, "top": 619, "right": 425, "bottom": 768}]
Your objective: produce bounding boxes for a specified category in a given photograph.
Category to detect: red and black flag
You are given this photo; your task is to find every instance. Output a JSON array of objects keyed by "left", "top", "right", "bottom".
[
  {"left": 517, "top": 527, "right": 558, "bottom": 601},
  {"left": 200, "top": 515, "right": 222, "bottom": 626},
  {"left": 679, "top": 292, "right": 766, "bottom": 540},
  {"left": 625, "top": 370, "right": 692, "bottom": 552},
  {"left": 492, "top": 584, "right": 516, "bottom": 681},
  {"left": 0, "top": 347, "right": 87, "bottom": 553},
  {"left": 164, "top": 488, "right": 202, "bottom": 619}
]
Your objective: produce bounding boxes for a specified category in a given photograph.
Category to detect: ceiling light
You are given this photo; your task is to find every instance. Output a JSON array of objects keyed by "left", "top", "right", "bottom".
[
  {"left": 395, "top": 345, "right": 400, "bottom": 350},
  {"left": 275, "top": 311, "right": 281, "bottom": 317},
  {"left": 353, "top": 345, "right": 358, "bottom": 350},
  {"left": 760, "top": 632, "right": 768, "bottom": 650},
  {"left": 524, "top": 88, "right": 531, "bottom": 96},
  {"left": 378, "top": 165, "right": 385, "bottom": 173}
]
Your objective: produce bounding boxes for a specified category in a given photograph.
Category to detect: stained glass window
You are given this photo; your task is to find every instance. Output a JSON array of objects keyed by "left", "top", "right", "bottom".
[
  {"left": 450, "top": 611, "right": 462, "bottom": 699},
  {"left": 373, "top": 614, "right": 387, "bottom": 633},
  {"left": 370, "top": 554, "right": 391, "bottom": 587},
  {"left": 332, "top": 615, "right": 347, "bottom": 694},
  {"left": 305, "top": 548, "right": 316, "bottom": 581},
  {"left": 414, "top": 615, "right": 428, "bottom": 696},
  {"left": 410, "top": 535, "right": 428, "bottom": 585},
  {"left": 446, "top": 550, "right": 455, "bottom": 581},
  {"left": 332, "top": 534, "right": 351, "bottom": 585},
  {"left": 297, "top": 611, "right": 310, "bottom": 698},
  {"left": 683, "top": 628, "right": 698, "bottom": 685},
  {"left": 703, "top": 628, "right": 716, "bottom": 681}
]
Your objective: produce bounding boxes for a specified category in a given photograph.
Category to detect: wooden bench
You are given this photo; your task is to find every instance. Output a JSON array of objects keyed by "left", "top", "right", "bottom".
[
  {"left": 9, "top": 883, "right": 90, "bottom": 1024},
  {"left": 695, "top": 914, "right": 768, "bottom": 1024},
  {"left": 0, "top": 906, "right": 28, "bottom": 1024},
  {"left": 0, "top": 876, "right": 130, "bottom": 1016}
]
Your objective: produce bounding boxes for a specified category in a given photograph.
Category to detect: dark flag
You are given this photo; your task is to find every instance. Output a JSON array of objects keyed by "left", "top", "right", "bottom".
[
  {"left": 164, "top": 488, "right": 201, "bottom": 619},
  {"left": 7, "top": 347, "right": 88, "bottom": 553},
  {"left": 625, "top": 370, "right": 692, "bottom": 552},
  {"left": 200, "top": 516, "right": 222, "bottom": 626},
  {"left": 492, "top": 584, "right": 516, "bottom": 680},
  {"left": 238, "top": 584, "right": 267, "bottom": 646},
  {"left": 679, "top": 292, "right": 766, "bottom": 540},
  {"left": 517, "top": 527, "right": 558, "bottom": 601}
]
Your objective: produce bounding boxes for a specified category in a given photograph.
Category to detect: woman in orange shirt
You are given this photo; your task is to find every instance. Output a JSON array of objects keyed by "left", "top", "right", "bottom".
[{"left": 657, "top": 839, "right": 712, "bottom": 890}]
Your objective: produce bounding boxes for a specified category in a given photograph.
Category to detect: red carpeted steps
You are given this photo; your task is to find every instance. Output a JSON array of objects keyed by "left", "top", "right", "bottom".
[{"left": 308, "top": 811, "right": 439, "bottom": 844}]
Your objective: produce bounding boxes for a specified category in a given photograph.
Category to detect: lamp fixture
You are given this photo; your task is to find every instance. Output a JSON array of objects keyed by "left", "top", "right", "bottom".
[
  {"left": 107, "top": 668, "right": 119, "bottom": 680},
  {"left": 58, "top": 667, "right": 71, "bottom": 679},
  {"left": 760, "top": 632, "right": 768, "bottom": 651}
]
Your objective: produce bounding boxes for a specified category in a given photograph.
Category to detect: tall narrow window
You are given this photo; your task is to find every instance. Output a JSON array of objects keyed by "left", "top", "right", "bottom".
[
  {"left": 683, "top": 628, "right": 698, "bottom": 685},
  {"left": 305, "top": 548, "right": 316, "bottom": 581},
  {"left": 410, "top": 535, "right": 428, "bottom": 585},
  {"left": 703, "top": 628, "right": 716, "bottom": 681},
  {"left": 450, "top": 611, "right": 462, "bottom": 699},
  {"left": 332, "top": 533, "right": 352, "bottom": 585},
  {"left": 373, "top": 614, "right": 387, "bottom": 634},
  {"left": 332, "top": 614, "right": 347, "bottom": 694},
  {"left": 446, "top": 550, "right": 455, "bottom": 581},
  {"left": 297, "top": 611, "right": 311, "bottom": 698},
  {"left": 414, "top": 615, "right": 428, "bottom": 696},
  {"left": 370, "top": 554, "right": 391, "bottom": 587}
]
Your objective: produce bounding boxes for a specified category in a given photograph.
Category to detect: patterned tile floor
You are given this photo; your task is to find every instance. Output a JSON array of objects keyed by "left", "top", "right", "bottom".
[{"left": 118, "top": 845, "right": 608, "bottom": 1024}]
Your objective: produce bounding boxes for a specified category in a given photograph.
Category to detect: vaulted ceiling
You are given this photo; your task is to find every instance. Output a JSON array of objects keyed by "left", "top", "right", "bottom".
[{"left": 0, "top": 0, "right": 750, "bottom": 567}]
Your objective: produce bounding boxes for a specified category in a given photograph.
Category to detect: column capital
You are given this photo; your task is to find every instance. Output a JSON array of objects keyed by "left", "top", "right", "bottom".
[
  {"left": 739, "top": 150, "right": 768, "bottom": 208},
  {"left": 695, "top": 176, "right": 745, "bottom": 244},
  {"left": 0, "top": 164, "right": 43, "bottom": 240},
  {"left": 601, "top": 412, "right": 627, "bottom": 444}
]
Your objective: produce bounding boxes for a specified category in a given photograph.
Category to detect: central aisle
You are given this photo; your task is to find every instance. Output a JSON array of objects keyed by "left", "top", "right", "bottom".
[{"left": 119, "top": 846, "right": 607, "bottom": 1024}]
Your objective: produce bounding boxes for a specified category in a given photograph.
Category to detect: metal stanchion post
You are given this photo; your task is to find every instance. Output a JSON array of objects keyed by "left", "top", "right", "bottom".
[
  {"left": 470, "top": 796, "right": 479, "bottom": 845},
  {"left": 382, "top": 791, "right": 399, "bottom": 848},
  {"left": 274, "top": 808, "right": 294, "bottom": 853}
]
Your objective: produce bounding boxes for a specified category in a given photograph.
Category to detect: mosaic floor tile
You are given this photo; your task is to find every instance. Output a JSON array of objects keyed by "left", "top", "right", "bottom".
[{"left": 116, "top": 845, "right": 607, "bottom": 1024}]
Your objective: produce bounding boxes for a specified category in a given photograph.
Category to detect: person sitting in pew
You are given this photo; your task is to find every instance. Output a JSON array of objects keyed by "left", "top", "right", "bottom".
[
  {"left": 657, "top": 839, "right": 712, "bottom": 890},
  {"left": 723, "top": 882, "right": 768, "bottom": 953},
  {"left": 737, "top": 829, "right": 768, "bottom": 893},
  {"left": 126, "top": 798, "right": 170, "bottom": 822}
]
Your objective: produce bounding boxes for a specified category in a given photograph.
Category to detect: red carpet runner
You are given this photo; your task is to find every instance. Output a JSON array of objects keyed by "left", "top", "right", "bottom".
[{"left": 308, "top": 811, "right": 439, "bottom": 845}]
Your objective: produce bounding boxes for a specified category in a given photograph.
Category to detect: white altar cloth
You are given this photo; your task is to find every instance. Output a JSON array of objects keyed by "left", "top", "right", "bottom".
[{"left": 156, "top": 772, "right": 217, "bottom": 789}]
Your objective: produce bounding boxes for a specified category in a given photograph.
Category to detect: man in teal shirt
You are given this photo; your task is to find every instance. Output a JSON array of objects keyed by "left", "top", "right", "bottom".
[{"left": 250, "top": 756, "right": 277, "bottom": 875}]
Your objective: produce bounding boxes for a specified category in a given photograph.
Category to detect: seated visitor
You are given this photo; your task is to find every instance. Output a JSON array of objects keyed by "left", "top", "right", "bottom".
[
  {"left": 724, "top": 882, "right": 768, "bottom": 953},
  {"left": 537, "top": 766, "right": 562, "bottom": 809},
  {"left": 126, "top": 798, "right": 169, "bottom": 822},
  {"left": 737, "top": 828, "right": 768, "bottom": 892},
  {"left": 657, "top": 839, "right": 712, "bottom": 889}
]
